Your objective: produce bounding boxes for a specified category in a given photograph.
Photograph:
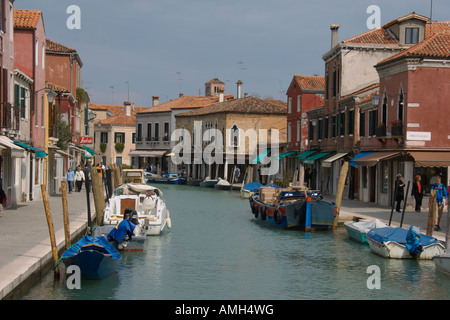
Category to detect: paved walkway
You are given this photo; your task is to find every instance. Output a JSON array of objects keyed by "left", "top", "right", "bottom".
[
  {"left": 0, "top": 188, "right": 94, "bottom": 299},
  {"left": 0, "top": 188, "right": 447, "bottom": 299}
]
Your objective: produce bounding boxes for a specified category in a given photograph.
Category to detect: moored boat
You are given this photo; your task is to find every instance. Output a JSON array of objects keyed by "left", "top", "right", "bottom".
[
  {"left": 146, "top": 173, "right": 186, "bottom": 184},
  {"left": 214, "top": 178, "right": 232, "bottom": 190},
  {"left": 61, "top": 235, "right": 121, "bottom": 280},
  {"left": 344, "top": 219, "right": 388, "bottom": 243},
  {"left": 200, "top": 176, "right": 218, "bottom": 188},
  {"left": 366, "top": 226, "right": 445, "bottom": 259},
  {"left": 249, "top": 187, "right": 335, "bottom": 230},
  {"left": 240, "top": 182, "right": 264, "bottom": 199}
]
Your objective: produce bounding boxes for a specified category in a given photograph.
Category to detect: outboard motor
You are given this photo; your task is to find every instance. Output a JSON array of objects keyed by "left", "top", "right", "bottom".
[
  {"left": 130, "top": 210, "right": 139, "bottom": 225},
  {"left": 406, "top": 225, "right": 423, "bottom": 257},
  {"left": 123, "top": 208, "right": 134, "bottom": 220}
]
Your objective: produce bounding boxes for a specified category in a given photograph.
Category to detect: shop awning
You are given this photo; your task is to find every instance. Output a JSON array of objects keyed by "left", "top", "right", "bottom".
[
  {"left": 277, "top": 151, "right": 296, "bottom": 160},
  {"left": 296, "top": 150, "right": 316, "bottom": 160},
  {"left": 13, "top": 141, "right": 47, "bottom": 158},
  {"left": 56, "top": 150, "right": 72, "bottom": 158},
  {"left": 83, "top": 145, "right": 96, "bottom": 156},
  {"left": 303, "top": 152, "right": 332, "bottom": 164},
  {"left": 349, "top": 152, "right": 374, "bottom": 166},
  {"left": 251, "top": 149, "right": 270, "bottom": 164},
  {"left": 322, "top": 153, "right": 348, "bottom": 168},
  {"left": 409, "top": 151, "right": 450, "bottom": 167},
  {"left": 0, "top": 136, "right": 26, "bottom": 158},
  {"left": 128, "top": 150, "right": 168, "bottom": 157},
  {"left": 353, "top": 151, "right": 400, "bottom": 167}
]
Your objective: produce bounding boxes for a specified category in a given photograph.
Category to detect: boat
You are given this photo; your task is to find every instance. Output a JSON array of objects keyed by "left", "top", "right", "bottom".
[
  {"left": 344, "top": 219, "right": 388, "bottom": 243},
  {"left": 146, "top": 172, "right": 186, "bottom": 184},
  {"left": 186, "top": 178, "right": 202, "bottom": 186},
  {"left": 60, "top": 235, "right": 121, "bottom": 280},
  {"left": 103, "top": 182, "right": 171, "bottom": 236},
  {"left": 249, "top": 187, "right": 336, "bottom": 230},
  {"left": 240, "top": 182, "right": 264, "bottom": 199},
  {"left": 366, "top": 226, "right": 445, "bottom": 259},
  {"left": 95, "top": 209, "right": 146, "bottom": 252},
  {"left": 214, "top": 178, "right": 232, "bottom": 190},
  {"left": 200, "top": 176, "right": 218, "bottom": 188}
]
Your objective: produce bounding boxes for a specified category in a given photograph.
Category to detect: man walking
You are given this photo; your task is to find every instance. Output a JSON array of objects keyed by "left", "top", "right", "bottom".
[
  {"left": 65, "top": 167, "right": 75, "bottom": 194},
  {"left": 431, "top": 175, "right": 448, "bottom": 231}
]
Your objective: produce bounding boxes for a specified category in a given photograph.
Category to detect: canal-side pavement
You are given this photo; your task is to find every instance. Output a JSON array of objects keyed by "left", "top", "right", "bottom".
[{"left": 0, "top": 189, "right": 447, "bottom": 299}]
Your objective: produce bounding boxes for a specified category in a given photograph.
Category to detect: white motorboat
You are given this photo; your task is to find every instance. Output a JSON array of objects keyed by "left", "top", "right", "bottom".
[
  {"left": 103, "top": 183, "right": 171, "bottom": 236},
  {"left": 214, "top": 178, "right": 232, "bottom": 190},
  {"left": 344, "top": 219, "right": 388, "bottom": 244}
]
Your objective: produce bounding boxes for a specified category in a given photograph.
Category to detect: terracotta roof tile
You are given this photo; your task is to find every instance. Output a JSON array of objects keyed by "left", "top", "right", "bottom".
[
  {"left": 14, "top": 9, "right": 42, "bottom": 29},
  {"left": 377, "top": 32, "right": 450, "bottom": 66},
  {"left": 176, "top": 96, "right": 286, "bottom": 117},
  {"left": 46, "top": 39, "right": 77, "bottom": 54},
  {"left": 89, "top": 103, "right": 147, "bottom": 126},
  {"left": 294, "top": 74, "right": 325, "bottom": 91},
  {"left": 45, "top": 81, "right": 69, "bottom": 93},
  {"left": 342, "top": 27, "right": 399, "bottom": 46}
]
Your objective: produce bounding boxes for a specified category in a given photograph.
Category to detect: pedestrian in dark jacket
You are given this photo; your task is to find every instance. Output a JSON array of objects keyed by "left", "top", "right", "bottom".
[
  {"left": 411, "top": 174, "right": 423, "bottom": 212},
  {"left": 394, "top": 174, "right": 405, "bottom": 212}
]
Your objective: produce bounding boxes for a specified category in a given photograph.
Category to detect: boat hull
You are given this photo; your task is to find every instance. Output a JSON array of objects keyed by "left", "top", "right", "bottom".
[
  {"left": 344, "top": 222, "right": 367, "bottom": 243},
  {"left": 435, "top": 253, "right": 450, "bottom": 274},
  {"left": 63, "top": 250, "right": 119, "bottom": 280},
  {"left": 200, "top": 180, "right": 218, "bottom": 188},
  {"left": 95, "top": 225, "right": 145, "bottom": 252},
  {"left": 366, "top": 237, "right": 445, "bottom": 259}
]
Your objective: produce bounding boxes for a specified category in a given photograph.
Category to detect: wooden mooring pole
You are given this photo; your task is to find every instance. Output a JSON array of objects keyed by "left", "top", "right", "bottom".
[
  {"left": 61, "top": 181, "right": 71, "bottom": 247},
  {"left": 427, "top": 189, "right": 436, "bottom": 236},
  {"left": 333, "top": 161, "right": 349, "bottom": 230},
  {"left": 40, "top": 184, "right": 60, "bottom": 278},
  {"left": 90, "top": 167, "right": 105, "bottom": 227}
]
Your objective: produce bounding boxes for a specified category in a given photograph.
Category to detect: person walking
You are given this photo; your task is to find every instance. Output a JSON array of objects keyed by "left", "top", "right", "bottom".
[
  {"left": 75, "top": 166, "right": 85, "bottom": 192},
  {"left": 431, "top": 175, "right": 448, "bottom": 231},
  {"left": 411, "top": 174, "right": 424, "bottom": 212},
  {"left": 65, "top": 167, "right": 75, "bottom": 194},
  {"left": 394, "top": 174, "right": 405, "bottom": 212}
]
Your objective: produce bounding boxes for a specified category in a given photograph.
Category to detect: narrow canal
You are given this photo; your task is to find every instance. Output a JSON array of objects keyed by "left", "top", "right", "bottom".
[{"left": 16, "top": 184, "right": 450, "bottom": 300}]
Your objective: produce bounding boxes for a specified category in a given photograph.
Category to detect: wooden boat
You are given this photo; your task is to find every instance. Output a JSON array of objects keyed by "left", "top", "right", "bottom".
[
  {"left": 200, "top": 177, "right": 218, "bottom": 188},
  {"left": 366, "top": 226, "right": 445, "bottom": 259},
  {"left": 241, "top": 182, "right": 264, "bottom": 199},
  {"left": 103, "top": 183, "right": 171, "bottom": 236},
  {"left": 187, "top": 178, "right": 202, "bottom": 186},
  {"left": 146, "top": 173, "right": 186, "bottom": 184},
  {"left": 249, "top": 187, "right": 335, "bottom": 230},
  {"left": 61, "top": 235, "right": 121, "bottom": 280},
  {"left": 344, "top": 219, "right": 388, "bottom": 243},
  {"left": 214, "top": 178, "right": 232, "bottom": 190}
]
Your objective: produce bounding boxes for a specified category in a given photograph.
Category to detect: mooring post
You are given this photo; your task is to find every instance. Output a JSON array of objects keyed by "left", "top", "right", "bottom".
[
  {"left": 61, "top": 181, "right": 71, "bottom": 247},
  {"left": 333, "top": 161, "right": 349, "bottom": 230},
  {"left": 427, "top": 189, "right": 436, "bottom": 236},
  {"left": 41, "top": 184, "right": 60, "bottom": 278},
  {"left": 305, "top": 197, "right": 312, "bottom": 232},
  {"left": 400, "top": 181, "right": 410, "bottom": 228}
]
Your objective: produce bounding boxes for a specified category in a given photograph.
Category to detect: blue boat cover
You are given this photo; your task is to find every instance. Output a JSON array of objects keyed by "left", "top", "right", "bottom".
[
  {"left": 108, "top": 220, "right": 136, "bottom": 243},
  {"left": 61, "top": 236, "right": 121, "bottom": 260},
  {"left": 243, "top": 182, "right": 264, "bottom": 192},
  {"left": 406, "top": 226, "right": 423, "bottom": 255},
  {"left": 366, "top": 227, "right": 438, "bottom": 246}
]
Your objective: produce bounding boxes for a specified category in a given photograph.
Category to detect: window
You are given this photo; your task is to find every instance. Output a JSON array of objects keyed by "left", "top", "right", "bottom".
[
  {"left": 360, "top": 112, "right": 365, "bottom": 137},
  {"left": 368, "top": 110, "right": 378, "bottom": 136},
  {"left": 318, "top": 119, "right": 323, "bottom": 140},
  {"left": 347, "top": 109, "right": 354, "bottom": 135},
  {"left": 308, "top": 121, "right": 314, "bottom": 141},
  {"left": 132, "top": 132, "right": 136, "bottom": 144},
  {"left": 288, "top": 97, "right": 292, "bottom": 113},
  {"left": 147, "top": 123, "right": 152, "bottom": 141},
  {"left": 114, "top": 132, "right": 125, "bottom": 143},
  {"left": 100, "top": 132, "right": 108, "bottom": 143},
  {"left": 164, "top": 122, "right": 169, "bottom": 141},
  {"left": 332, "top": 69, "right": 337, "bottom": 97},
  {"left": 331, "top": 115, "right": 337, "bottom": 138},
  {"left": 297, "top": 120, "right": 300, "bottom": 141},
  {"left": 137, "top": 123, "right": 142, "bottom": 141},
  {"left": 324, "top": 118, "right": 329, "bottom": 139},
  {"left": 230, "top": 124, "right": 239, "bottom": 147},
  {"left": 288, "top": 122, "right": 291, "bottom": 143},
  {"left": 339, "top": 112, "right": 345, "bottom": 136},
  {"left": 297, "top": 95, "right": 301, "bottom": 112},
  {"left": 382, "top": 94, "right": 387, "bottom": 125},
  {"left": 405, "top": 28, "right": 419, "bottom": 44},
  {"left": 41, "top": 95, "right": 44, "bottom": 126},
  {"left": 154, "top": 123, "right": 159, "bottom": 140},
  {"left": 115, "top": 157, "right": 122, "bottom": 165},
  {"left": 35, "top": 39, "right": 39, "bottom": 66},
  {"left": 398, "top": 89, "right": 404, "bottom": 122},
  {"left": 21, "top": 87, "right": 26, "bottom": 119}
]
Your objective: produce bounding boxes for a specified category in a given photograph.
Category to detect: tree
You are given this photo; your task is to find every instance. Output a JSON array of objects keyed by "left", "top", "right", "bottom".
[{"left": 56, "top": 117, "right": 73, "bottom": 151}]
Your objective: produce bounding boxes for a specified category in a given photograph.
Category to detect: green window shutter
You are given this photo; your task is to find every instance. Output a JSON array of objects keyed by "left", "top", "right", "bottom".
[
  {"left": 20, "top": 87, "right": 26, "bottom": 118},
  {"left": 14, "top": 84, "right": 20, "bottom": 107}
]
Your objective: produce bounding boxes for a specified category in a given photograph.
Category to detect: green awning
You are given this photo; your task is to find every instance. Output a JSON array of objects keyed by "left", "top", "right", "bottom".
[
  {"left": 251, "top": 149, "right": 270, "bottom": 164},
  {"left": 83, "top": 145, "right": 96, "bottom": 156},
  {"left": 277, "top": 151, "right": 296, "bottom": 160},
  {"left": 13, "top": 141, "right": 47, "bottom": 158},
  {"left": 296, "top": 150, "right": 316, "bottom": 159},
  {"left": 303, "top": 152, "right": 331, "bottom": 164}
]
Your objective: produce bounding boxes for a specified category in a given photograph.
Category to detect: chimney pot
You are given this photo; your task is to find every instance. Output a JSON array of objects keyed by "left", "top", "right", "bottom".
[
  {"left": 124, "top": 101, "right": 131, "bottom": 116},
  {"left": 330, "top": 24, "right": 340, "bottom": 49},
  {"left": 152, "top": 96, "right": 159, "bottom": 107},
  {"left": 179, "top": 93, "right": 184, "bottom": 98},
  {"left": 236, "top": 80, "right": 243, "bottom": 99}
]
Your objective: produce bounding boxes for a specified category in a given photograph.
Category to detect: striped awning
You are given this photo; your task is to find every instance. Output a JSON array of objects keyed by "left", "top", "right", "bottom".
[
  {"left": 277, "top": 151, "right": 296, "bottom": 160},
  {"left": 303, "top": 152, "right": 331, "bottom": 164},
  {"left": 251, "top": 149, "right": 270, "bottom": 164},
  {"left": 322, "top": 153, "right": 347, "bottom": 167},
  {"left": 353, "top": 151, "right": 400, "bottom": 167},
  {"left": 349, "top": 152, "right": 374, "bottom": 166},
  {"left": 296, "top": 150, "right": 316, "bottom": 160}
]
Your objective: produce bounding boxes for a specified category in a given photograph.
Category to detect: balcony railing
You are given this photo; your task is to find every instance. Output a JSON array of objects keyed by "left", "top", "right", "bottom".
[
  {"left": 391, "top": 124, "right": 403, "bottom": 136},
  {"left": 376, "top": 126, "right": 387, "bottom": 137},
  {"left": 0, "top": 103, "right": 19, "bottom": 131}
]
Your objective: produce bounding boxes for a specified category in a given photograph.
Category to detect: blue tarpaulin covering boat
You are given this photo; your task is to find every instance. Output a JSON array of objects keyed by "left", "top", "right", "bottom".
[
  {"left": 61, "top": 236, "right": 121, "bottom": 280},
  {"left": 242, "top": 182, "right": 264, "bottom": 192},
  {"left": 366, "top": 227, "right": 445, "bottom": 259}
]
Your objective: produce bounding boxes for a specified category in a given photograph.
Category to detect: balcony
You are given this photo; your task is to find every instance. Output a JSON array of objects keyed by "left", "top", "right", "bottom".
[
  {"left": 0, "top": 103, "right": 19, "bottom": 132},
  {"left": 391, "top": 124, "right": 403, "bottom": 137},
  {"left": 376, "top": 126, "right": 387, "bottom": 137}
]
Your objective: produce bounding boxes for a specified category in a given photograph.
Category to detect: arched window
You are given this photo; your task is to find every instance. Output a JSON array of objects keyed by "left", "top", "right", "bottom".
[
  {"left": 230, "top": 124, "right": 239, "bottom": 147},
  {"left": 398, "top": 88, "right": 404, "bottom": 122}
]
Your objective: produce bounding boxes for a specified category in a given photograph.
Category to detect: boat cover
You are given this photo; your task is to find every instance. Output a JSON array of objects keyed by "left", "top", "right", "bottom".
[
  {"left": 216, "top": 178, "right": 231, "bottom": 186},
  {"left": 61, "top": 236, "right": 121, "bottom": 260},
  {"left": 366, "top": 227, "right": 438, "bottom": 246},
  {"left": 113, "top": 183, "right": 162, "bottom": 196},
  {"left": 406, "top": 226, "right": 424, "bottom": 255},
  {"left": 108, "top": 220, "right": 136, "bottom": 243},
  {"left": 242, "top": 182, "right": 264, "bottom": 191},
  {"left": 264, "top": 183, "right": 281, "bottom": 188},
  {"left": 347, "top": 219, "right": 387, "bottom": 233}
]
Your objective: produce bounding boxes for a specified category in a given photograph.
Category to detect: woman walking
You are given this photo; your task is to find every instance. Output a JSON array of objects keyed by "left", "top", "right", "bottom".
[
  {"left": 75, "top": 166, "right": 85, "bottom": 192},
  {"left": 411, "top": 174, "right": 423, "bottom": 212},
  {"left": 394, "top": 174, "right": 405, "bottom": 212}
]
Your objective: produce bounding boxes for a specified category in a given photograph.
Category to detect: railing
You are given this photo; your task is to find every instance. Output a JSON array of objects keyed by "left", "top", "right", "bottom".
[
  {"left": 0, "top": 103, "right": 19, "bottom": 131},
  {"left": 391, "top": 124, "right": 403, "bottom": 136},
  {"left": 376, "top": 126, "right": 386, "bottom": 137}
]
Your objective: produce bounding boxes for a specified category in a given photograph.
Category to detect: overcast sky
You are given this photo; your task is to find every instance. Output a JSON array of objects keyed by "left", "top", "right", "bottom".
[{"left": 15, "top": 0, "right": 450, "bottom": 106}]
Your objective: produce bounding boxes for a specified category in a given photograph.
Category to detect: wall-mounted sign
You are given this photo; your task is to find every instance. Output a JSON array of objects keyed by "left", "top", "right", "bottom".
[
  {"left": 406, "top": 131, "right": 431, "bottom": 141},
  {"left": 80, "top": 136, "right": 93, "bottom": 144}
]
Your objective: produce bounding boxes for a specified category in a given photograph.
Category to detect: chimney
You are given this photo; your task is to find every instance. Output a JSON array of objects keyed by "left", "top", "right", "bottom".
[
  {"left": 236, "top": 80, "right": 243, "bottom": 99},
  {"left": 152, "top": 96, "right": 159, "bottom": 107},
  {"left": 330, "top": 24, "right": 340, "bottom": 49},
  {"left": 124, "top": 101, "right": 131, "bottom": 116},
  {"left": 218, "top": 88, "right": 224, "bottom": 102},
  {"left": 179, "top": 93, "right": 184, "bottom": 98},
  {"left": 244, "top": 93, "right": 248, "bottom": 98}
]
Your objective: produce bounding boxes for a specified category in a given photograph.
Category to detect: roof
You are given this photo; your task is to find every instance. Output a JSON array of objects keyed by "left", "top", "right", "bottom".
[
  {"left": 89, "top": 102, "right": 147, "bottom": 126},
  {"left": 292, "top": 74, "right": 325, "bottom": 92},
  {"left": 14, "top": 9, "right": 42, "bottom": 29},
  {"left": 45, "top": 81, "right": 69, "bottom": 93},
  {"left": 176, "top": 96, "right": 286, "bottom": 117},
  {"left": 137, "top": 94, "right": 234, "bottom": 114},
  {"left": 376, "top": 32, "right": 450, "bottom": 66},
  {"left": 46, "top": 39, "right": 77, "bottom": 54},
  {"left": 205, "top": 78, "right": 225, "bottom": 84}
]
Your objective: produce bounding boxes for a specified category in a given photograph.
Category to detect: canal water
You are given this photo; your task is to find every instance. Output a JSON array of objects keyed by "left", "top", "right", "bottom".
[{"left": 15, "top": 184, "right": 450, "bottom": 300}]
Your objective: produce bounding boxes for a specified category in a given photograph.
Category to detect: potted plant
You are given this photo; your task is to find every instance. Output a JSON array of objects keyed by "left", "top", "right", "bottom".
[
  {"left": 391, "top": 120, "right": 403, "bottom": 136},
  {"left": 115, "top": 142, "right": 125, "bottom": 153},
  {"left": 376, "top": 123, "right": 386, "bottom": 137},
  {"left": 100, "top": 142, "right": 107, "bottom": 153}
]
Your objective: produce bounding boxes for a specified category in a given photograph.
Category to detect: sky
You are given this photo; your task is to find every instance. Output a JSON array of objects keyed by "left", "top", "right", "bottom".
[{"left": 14, "top": 0, "right": 450, "bottom": 107}]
